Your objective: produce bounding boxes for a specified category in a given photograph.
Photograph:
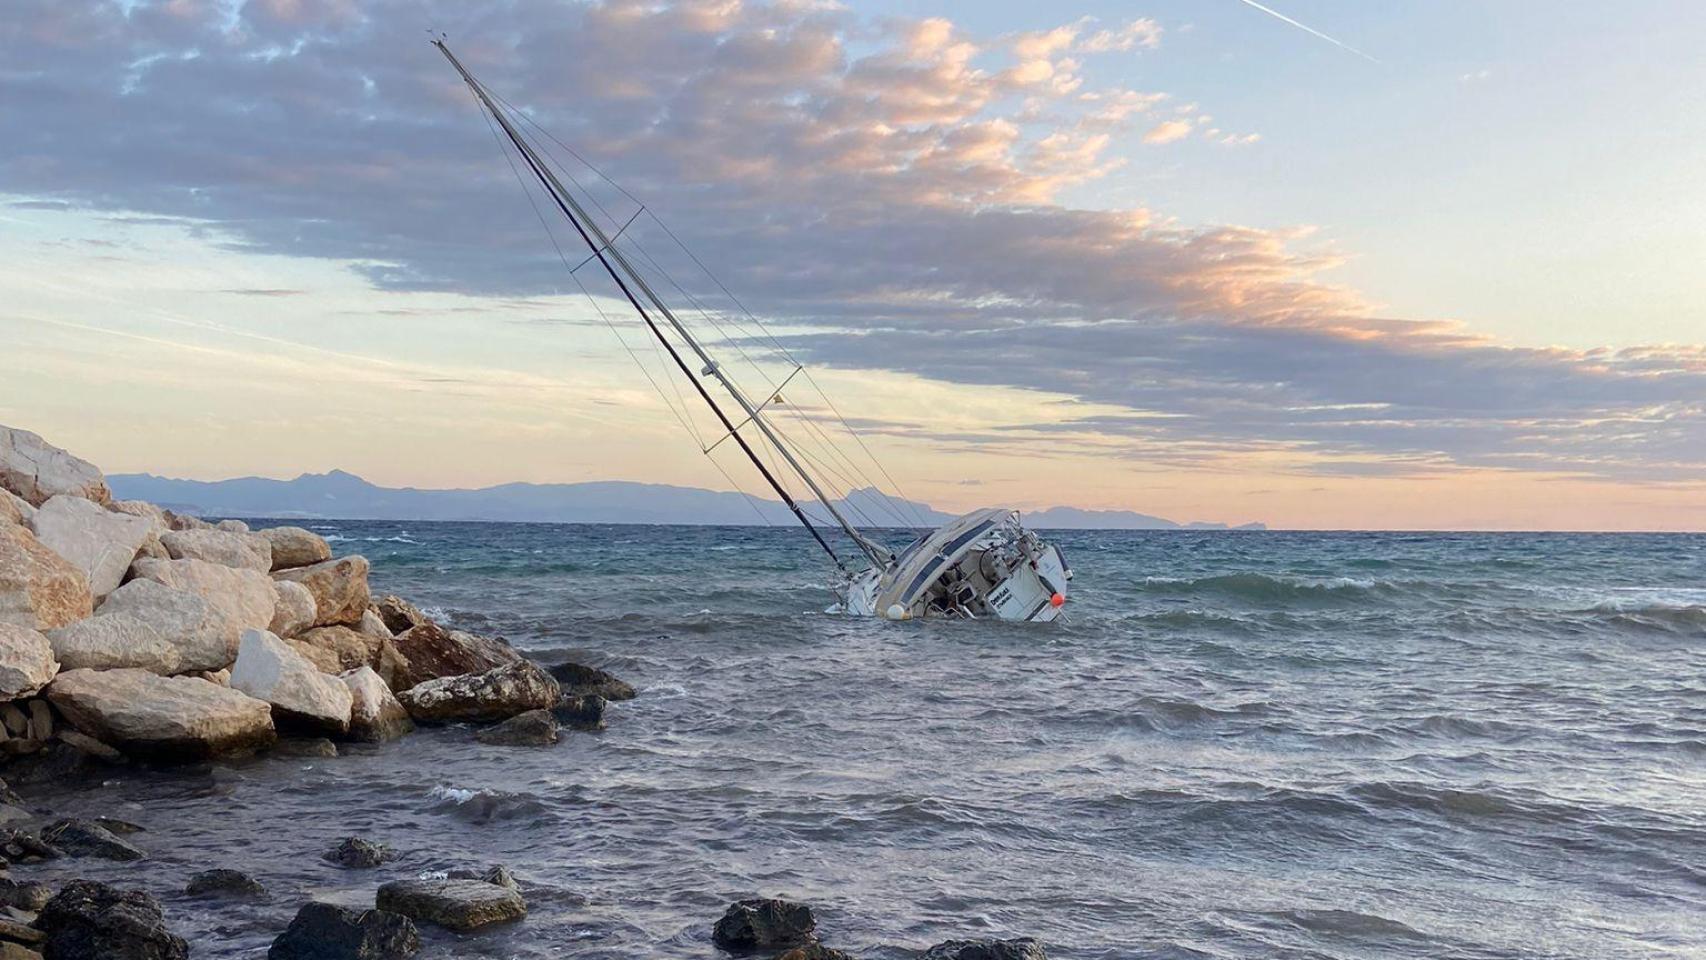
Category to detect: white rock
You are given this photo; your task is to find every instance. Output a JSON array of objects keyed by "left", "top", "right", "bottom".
[
  {"left": 46, "top": 612, "right": 181, "bottom": 674},
  {"left": 341, "top": 665, "right": 414, "bottom": 743},
  {"left": 272, "top": 556, "right": 371, "bottom": 627},
  {"left": 270, "top": 579, "right": 317, "bottom": 639},
  {"left": 216, "top": 519, "right": 250, "bottom": 533},
  {"left": 97, "top": 576, "right": 236, "bottom": 673},
  {"left": 1, "top": 489, "right": 34, "bottom": 526},
  {"left": 230, "top": 628, "right": 353, "bottom": 735},
  {"left": 107, "top": 499, "right": 168, "bottom": 528},
  {"left": 258, "top": 525, "right": 333, "bottom": 570},
  {"left": 46, "top": 668, "right": 276, "bottom": 760},
  {"left": 357, "top": 608, "right": 394, "bottom": 640},
  {"left": 0, "top": 522, "right": 94, "bottom": 631},
  {"left": 28, "top": 495, "right": 154, "bottom": 599},
  {"left": 160, "top": 528, "right": 272, "bottom": 573},
  {"left": 0, "top": 623, "right": 59, "bottom": 699},
  {"left": 128, "top": 557, "right": 276, "bottom": 667},
  {"left": 0, "top": 425, "right": 111, "bottom": 507}
]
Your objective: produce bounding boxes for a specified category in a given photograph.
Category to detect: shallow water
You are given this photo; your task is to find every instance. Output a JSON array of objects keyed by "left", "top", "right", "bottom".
[{"left": 24, "top": 524, "right": 1706, "bottom": 958}]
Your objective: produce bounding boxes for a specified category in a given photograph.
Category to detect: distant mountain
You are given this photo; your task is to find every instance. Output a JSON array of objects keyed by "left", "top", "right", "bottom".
[{"left": 107, "top": 470, "right": 1264, "bottom": 530}]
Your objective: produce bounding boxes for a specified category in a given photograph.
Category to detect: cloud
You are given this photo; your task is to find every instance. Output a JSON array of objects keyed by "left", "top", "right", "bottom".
[{"left": 1142, "top": 119, "right": 1194, "bottom": 144}]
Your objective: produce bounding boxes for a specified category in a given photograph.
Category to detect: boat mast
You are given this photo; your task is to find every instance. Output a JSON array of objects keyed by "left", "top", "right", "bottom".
[{"left": 435, "top": 39, "right": 894, "bottom": 568}]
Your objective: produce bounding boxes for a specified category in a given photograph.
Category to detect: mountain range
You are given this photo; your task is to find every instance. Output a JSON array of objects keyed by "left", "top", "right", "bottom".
[{"left": 107, "top": 470, "right": 1266, "bottom": 530}]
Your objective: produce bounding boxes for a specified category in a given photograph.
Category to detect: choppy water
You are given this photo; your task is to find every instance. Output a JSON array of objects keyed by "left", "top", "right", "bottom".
[{"left": 24, "top": 524, "right": 1706, "bottom": 958}]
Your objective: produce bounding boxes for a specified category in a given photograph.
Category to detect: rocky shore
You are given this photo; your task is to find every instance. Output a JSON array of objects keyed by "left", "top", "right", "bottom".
[{"left": 0, "top": 424, "right": 1047, "bottom": 959}]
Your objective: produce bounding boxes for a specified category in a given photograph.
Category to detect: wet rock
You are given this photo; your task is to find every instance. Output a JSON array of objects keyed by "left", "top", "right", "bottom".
[
  {"left": 0, "top": 876, "right": 52, "bottom": 911},
  {"left": 230, "top": 629, "right": 353, "bottom": 736},
  {"left": 126, "top": 558, "right": 277, "bottom": 669},
  {"left": 370, "top": 595, "right": 427, "bottom": 635},
  {"left": 389, "top": 622, "right": 519, "bottom": 691},
  {"left": 0, "top": 426, "right": 110, "bottom": 507},
  {"left": 46, "top": 613, "right": 179, "bottom": 675},
  {"left": 551, "top": 694, "right": 607, "bottom": 730},
  {"left": 0, "top": 523, "right": 93, "bottom": 632},
  {"left": 0, "top": 625, "right": 57, "bottom": 701},
  {"left": 397, "top": 661, "right": 559, "bottom": 724},
  {"left": 375, "top": 878, "right": 525, "bottom": 932},
  {"left": 258, "top": 527, "right": 332, "bottom": 572},
  {"left": 324, "top": 837, "right": 392, "bottom": 869},
  {"left": 475, "top": 709, "right": 558, "bottom": 746},
  {"left": 713, "top": 898, "right": 817, "bottom": 951},
  {"left": 776, "top": 946, "right": 857, "bottom": 960},
  {"left": 275, "top": 738, "right": 338, "bottom": 758},
  {"left": 272, "top": 556, "right": 370, "bottom": 628},
  {"left": 96, "top": 578, "right": 233, "bottom": 674},
  {"left": 341, "top": 667, "right": 412, "bottom": 744},
  {"left": 36, "top": 879, "right": 188, "bottom": 959},
  {"left": 271, "top": 580, "right": 318, "bottom": 640},
  {"left": 42, "top": 819, "right": 145, "bottom": 861},
  {"left": 0, "top": 777, "right": 18, "bottom": 805},
  {"left": 46, "top": 668, "right": 277, "bottom": 762},
  {"left": 0, "top": 918, "right": 45, "bottom": 946},
  {"left": 27, "top": 495, "right": 153, "bottom": 599},
  {"left": 184, "top": 869, "right": 266, "bottom": 899},
  {"left": 56, "top": 729, "right": 123, "bottom": 763},
  {"left": 447, "top": 865, "right": 520, "bottom": 893},
  {"left": 545, "top": 661, "right": 637, "bottom": 701},
  {"left": 920, "top": 939, "right": 1047, "bottom": 960},
  {"left": 268, "top": 901, "right": 419, "bottom": 960},
  {"left": 160, "top": 528, "right": 271, "bottom": 573},
  {"left": 0, "top": 826, "right": 60, "bottom": 862}
]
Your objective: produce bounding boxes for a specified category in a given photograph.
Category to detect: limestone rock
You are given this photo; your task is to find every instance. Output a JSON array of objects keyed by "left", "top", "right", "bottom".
[
  {"left": 370, "top": 595, "right": 427, "bottom": 635},
  {"left": 397, "top": 661, "right": 559, "bottom": 724},
  {"left": 107, "top": 499, "right": 168, "bottom": 528},
  {"left": 215, "top": 519, "right": 250, "bottom": 533},
  {"left": 0, "top": 490, "right": 32, "bottom": 527},
  {"left": 271, "top": 580, "right": 317, "bottom": 639},
  {"left": 713, "top": 898, "right": 817, "bottom": 951},
  {"left": 921, "top": 940, "right": 1048, "bottom": 960},
  {"left": 185, "top": 869, "right": 266, "bottom": 899},
  {"left": 268, "top": 901, "right": 419, "bottom": 960},
  {"left": 0, "top": 426, "right": 110, "bottom": 507},
  {"left": 0, "top": 523, "right": 93, "bottom": 631},
  {"left": 546, "top": 660, "right": 637, "bottom": 701},
  {"left": 375, "top": 878, "right": 525, "bottom": 932},
  {"left": 160, "top": 528, "right": 271, "bottom": 573},
  {"left": 127, "top": 558, "right": 276, "bottom": 668},
  {"left": 324, "top": 836, "right": 393, "bottom": 868},
  {"left": 390, "top": 621, "right": 518, "bottom": 691},
  {"left": 474, "top": 709, "right": 558, "bottom": 747},
  {"left": 342, "top": 667, "right": 413, "bottom": 743},
  {"left": 27, "top": 495, "right": 153, "bottom": 599},
  {"left": 0, "top": 625, "right": 57, "bottom": 700},
  {"left": 258, "top": 526, "right": 332, "bottom": 571},
  {"left": 45, "top": 668, "right": 276, "bottom": 761},
  {"left": 230, "top": 630, "right": 353, "bottom": 736},
  {"left": 35, "top": 879, "right": 188, "bottom": 960},
  {"left": 42, "top": 818, "right": 146, "bottom": 861},
  {"left": 356, "top": 608, "right": 393, "bottom": 640},
  {"left": 292, "top": 626, "right": 375, "bottom": 674},
  {"left": 97, "top": 577, "right": 235, "bottom": 674},
  {"left": 272, "top": 556, "right": 370, "bottom": 628},
  {"left": 46, "top": 613, "right": 179, "bottom": 674},
  {"left": 163, "top": 510, "right": 212, "bottom": 532}
]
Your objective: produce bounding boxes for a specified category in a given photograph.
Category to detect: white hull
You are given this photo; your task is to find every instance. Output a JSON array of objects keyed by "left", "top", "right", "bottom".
[{"left": 834, "top": 508, "right": 1071, "bottom": 621}]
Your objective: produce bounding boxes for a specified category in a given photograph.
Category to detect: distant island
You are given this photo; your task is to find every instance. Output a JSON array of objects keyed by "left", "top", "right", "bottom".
[{"left": 108, "top": 470, "right": 1267, "bottom": 531}]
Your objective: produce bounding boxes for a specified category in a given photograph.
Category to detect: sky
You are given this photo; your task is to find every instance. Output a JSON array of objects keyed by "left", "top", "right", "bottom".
[{"left": 2, "top": 0, "right": 1704, "bottom": 531}]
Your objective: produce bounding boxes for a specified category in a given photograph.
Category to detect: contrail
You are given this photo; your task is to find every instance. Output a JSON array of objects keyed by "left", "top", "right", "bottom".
[{"left": 1232, "top": 0, "right": 1380, "bottom": 63}]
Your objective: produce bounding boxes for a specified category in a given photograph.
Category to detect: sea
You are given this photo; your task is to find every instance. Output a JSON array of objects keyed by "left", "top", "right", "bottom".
[{"left": 25, "top": 523, "right": 1706, "bottom": 959}]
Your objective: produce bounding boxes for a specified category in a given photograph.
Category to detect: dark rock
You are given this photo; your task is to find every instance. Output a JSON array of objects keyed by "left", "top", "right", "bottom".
[
  {"left": 388, "top": 622, "right": 519, "bottom": 691},
  {"left": 0, "top": 828, "right": 59, "bottom": 863},
  {"left": 54, "top": 730, "right": 121, "bottom": 763},
  {"left": 0, "top": 780, "right": 17, "bottom": 807},
  {"left": 446, "top": 865, "right": 519, "bottom": 893},
  {"left": 36, "top": 879, "right": 188, "bottom": 960},
  {"left": 267, "top": 901, "right": 419, "bottom": 960},
  {"left": 374, "top": 878, "right": 525, "bottom": 932},
  {"left": 91, "top": 817, "right": 143, "bottom": 835},
  {"left": 776, "top": 946, "right": 857, "bottom": 960},
  {"left": 184, "top": 869, "right": 266, "bottom": 899},
  {"left": 920, "top": 939, "right": 1047, "bottom": 960},
  {"left": 0, "top": 918, "right": 45, "bottom": 945},
  {"left": 370, "top": 596, "right": 428, "bottom": 636},
  {"left": 544, "top": 661, "right": 636, "bottom": 701},
  {"left": 713, "top": 898, "right": 817, "bottom": 951},
  {"left": 323, "top": 837, "right": 392, "bottom": 869},
  {"left": 551, "top": 694, "right": 607, "bottom": 730},
  {"left": 474, "top": 709, "right": 558, "bottom": 747},
  {"left": 276, "top": 738, "right": 339, "bottom": 759},
  {"left": 396, "top": 661, "right": 559, "bottom": 724},
  {"left": 42, "top": 819, "right": 145, "bottom": 861},
  {"left": 0, "top": 876, "right": 53, "bottom": 911}
]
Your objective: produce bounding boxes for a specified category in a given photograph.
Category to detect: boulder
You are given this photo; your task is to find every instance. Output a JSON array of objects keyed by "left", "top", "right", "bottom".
[
  {"left": 259, "top": 526, "right": 333, "bottom": 571},
  {"left": 292, "top": 626, "right": 376, "bottom": 674},
  {"left": 215, "top": 519, "right": 250, "bottom": 533},
  {"left": 268, "top": 901, "right": 419, "bottom": 960},
  {"left": 276, "top": 737, "right": 338, "bottom": 758},
  {"left": 474, "top": 709, "right": 557, "bottom": 746},
  {"left": 0, "top": 920, "right": 45, "bottom": 948},
  {"left": 229, "top": 630, "right": 353, "bottom": 736},
  {"left": 0, "top": 490, "right": 33, "bottom": 527},
  {"left": 97, "top": 577, "right": 237, "bottom": 674},
  {"left": 375, "top": 878, "right": 525, "bottom": 932},
  {"left": 447, "top": 865, "right": 519, "bottom": 893},
  {"left": 107, "top": 499, "right": 168, "bottom": 527},
  {"left": 273, "top": 556, "right": 370, "bottom": 628},
  {"left": 551, "top": 694, "right": 606, "bottom": 731},
  {"left": 920, "top": 940, "right": 1048, "bottom": 960},
  {"left": 390, "top": 622, "right": 519, "bottom": 691},
  {"left": 27, "top": 495, "right": 153, "bottom": 599},
  {"left": 127, "top": 558, "right": 276, "bottom": 667},
  {"left": 0, "top": 523, "right": 93, "bottom": 631},
  {"left": 370, "top": 595, "right": 427, "bottom": 635},
  {"left": 42, "top": 818, "right": 146, "bottom": 861},
  {"left": 545, "top": 661, "right": 637, "bottom": 701},
  {"left": 712, "top": 898, "right": 817, "bottom": 951},
  {"left": 184, "top": 869, "right": 266, "bottom": 899},
  {"left": 356, "top": 609, "right": 393, "bottom": 640},
  {"left": 342, "top": 667, "right": 413, "bottom": 743},
  {"left": 0, "top": 426, "right": 110, "bottom": 507},
  {"left": 58, "top": 728, "right": 123, "bottom": 762},
  {"left": 324, "top": 836, "right": 392, "bottom": 868},
  {"left": 35, "top": 879, "right": 188, "bottom": 960},
  {"left": 160, "top": 528, "right": 271, "bottom": 573},
  {"left": 46, "top": 613, "right": 179, "bottom": 674},
  {"left": 397, "top": 661, "right": 559, "bottom": 724},
  {"left": 0, "top": 625, "right": 57, "bottom": 700},
  {"left": 0, "top": 876, "right": 53, "bottom": 911},
  {"left": 271, "top": 580, "right": 317, "bottom": 639},
  {"left": 45, "top": 668, "right": 276, "bottom": 761},
  {"left": 163, "top": 510, "right": 212, "bottom": 532}
]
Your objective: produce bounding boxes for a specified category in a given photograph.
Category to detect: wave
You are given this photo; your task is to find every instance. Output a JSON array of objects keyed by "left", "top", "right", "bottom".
[{"left": 1134, "top": 572, "right": 1450, "bottom": 606}]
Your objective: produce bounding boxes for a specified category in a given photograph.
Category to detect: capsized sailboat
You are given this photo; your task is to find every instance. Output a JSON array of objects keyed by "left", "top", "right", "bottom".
[{"left": 435, "top": 40, "right": 1072, "bottom": 621}]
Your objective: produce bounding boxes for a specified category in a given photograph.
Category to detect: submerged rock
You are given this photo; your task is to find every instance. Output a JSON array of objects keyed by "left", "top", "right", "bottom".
[
  {"left": 474, "top": 709, "right": 558, "bottom": 746},
  {"left": 42, "top": 819, "right": 146, "bottom": 861},
  {"left": 46, "top": 668, "right": 277, "bottom": 762},
  {"left": 0, "top": 523, "right": 93, "bottom": 632},
  {"left": 27, "top": 495, "right": 153, "bottom": 599},
  {"left": 160, "top": 528, "right": 271, "bottom": 573},
  {"left": 272, "top": 556, "right": 370, "bottom": 628},
  {"left": 46, "top": 613, "right": 178, "bottom": 675},
  {"left": 0, "top": 624, "right": 58, "bottom": 700},
  {"left": 324, "top": 836, "right": 393, "bottom": 869},
  {"left": 397, "top": 661, "right": 559, "bottom": 724},
  {"left": 776, "top": 946, "right": 857, "bottom": 960},
  {"left": 268, "top": 901, "right": 419, "bottom": 960},
  {"left": 551, "top": 694, "right": 607, "bottom": 730},
  {"left": 375, "top": 878, "right": 525, "bottom": 932},
  {"left": 713, "top": 898, "right": 818, "bottom": 951},
  {"left": 259, "top": 526, "right": 333, "bottom": 572},
  {"left": 389, "top": 622, "right": 518, "bottom": 691},
  {"left": 545, "top": 661, "right": 637, "bottom": 701},
  {"left": 230, "top": 629, "right": 354, "bottom": 736},
  {"left": 275, "top": 738, "right": 338, "bottom": 758},
  {"left": 184, "top": 868, "right": 266, "bottom": 899},
  {"left": 0, "top": 425, "right": 110, "bottom": 507},
  {"left": 447, "top": 865, "right": 520, "bottom": 893},
  {"left": 341, "top": 667, "right": 412, "bottom": 743},
  {"left": 920, "top": 939, "right": 1048, "bottom": 960},
  {"left": 35, "top": 879, "right": 188, "bottom": 960}
]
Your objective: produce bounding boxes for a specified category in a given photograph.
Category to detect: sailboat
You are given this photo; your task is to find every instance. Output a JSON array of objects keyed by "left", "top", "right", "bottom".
[{"left": 434, "top": 40, "right": 1072, "bottom": 621}]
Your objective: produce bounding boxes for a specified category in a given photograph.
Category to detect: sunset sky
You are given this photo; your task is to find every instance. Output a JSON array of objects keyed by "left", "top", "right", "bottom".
[{"left": 3, "top": 0, "right": 1703, "bottom": 530}]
